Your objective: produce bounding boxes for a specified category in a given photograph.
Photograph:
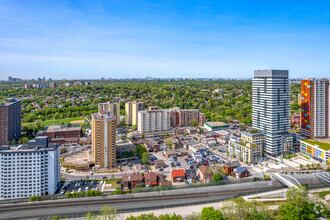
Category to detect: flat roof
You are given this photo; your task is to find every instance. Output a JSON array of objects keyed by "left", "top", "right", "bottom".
[
  {"left": 254, "top": 70, "right": 288, "bottom": 78},
  {"left": 45, "top": 125, "right": 82, "bottom": 132},
  {"left": 300, "top": 139, "right": 330, "bottom": 151},
  {"left": 205, "top": 121, "right": 228, "bottom": 127},
  {"left": 92, "top": 112, "right": 115, "bottom": 121}
]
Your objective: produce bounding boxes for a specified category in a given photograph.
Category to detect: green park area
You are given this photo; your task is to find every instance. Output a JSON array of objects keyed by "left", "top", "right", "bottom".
[{"left": 41, "top": 117, "right": 85, "bottom": 127}]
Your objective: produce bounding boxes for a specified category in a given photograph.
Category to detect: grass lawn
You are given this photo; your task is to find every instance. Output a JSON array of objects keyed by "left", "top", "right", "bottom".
[
  {"left": 302, "top": 139, "right": 330, "bottom": 151},
  {"left": 314, "top": 191, "right": 330, "bottom": 199},
  {"left": 41, "top": 117, "right": 85, "bottom": 127},
  {"left": 104, "top": 179, "right": 122, "bottom": 189}
]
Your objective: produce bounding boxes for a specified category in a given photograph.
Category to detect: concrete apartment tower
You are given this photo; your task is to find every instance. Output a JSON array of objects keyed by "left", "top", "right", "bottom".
[
  {"left": 252, "top": 70, "right": 291, "bottom": 155},
  {"left": 91, "top": 111, "right": 116, "bottom": 169},
  {"left": 138, "top": 109, "right": 171, "bottom": 133},
  {"left": 98, "top": 101, "right": 121, "bottom": 125},
  {"left": 125, "top": 101, "right": 145, "bottom": 126},
  {"left": 300, "top": 78, "right": 330, "bottom": 139},
  {"left": 0, "top": 98, "right": 21, "bottom": 146}
]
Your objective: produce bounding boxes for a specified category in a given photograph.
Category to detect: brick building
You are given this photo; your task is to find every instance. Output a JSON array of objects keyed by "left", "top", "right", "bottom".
[{"left": 0, "top": 98, "right": 21, "bottom": 146}]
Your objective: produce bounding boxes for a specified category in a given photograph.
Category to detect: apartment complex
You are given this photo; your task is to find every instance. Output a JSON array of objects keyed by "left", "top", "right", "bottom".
[
  {"left": 240, "top": 131, "right": 264, "bottom": 147},
  {"left": 125, "top": 101, "right": 145, "bottom": 126},
  {"left": 0, "top": 98, "right": 21, "bottom": 146},
  {"left": 228, "top": 137, "right": 262, "bottom": 164},
  {"left": 300, "top": 78, "right": 330, "bottom": 139},
  {"left": 138, "top": 109, "right": 170, "bottom": 133},
  {"left": 252, "top": 70, "right": 291, "bottom": 155},
  {"left": 0, "top": 138, "right": 60, "bottom": 199},
  {"left": 169, "top": 107, "right": 206, "bottom": 127},
  {"left": 91, "top": 111, "right": 116, "bottom": 169},
  {"left": 98, "top": 101, "right": 121, "bottom": 125},
  {"left": 300, "top": 139, "right": 330, "bottom": 165}
]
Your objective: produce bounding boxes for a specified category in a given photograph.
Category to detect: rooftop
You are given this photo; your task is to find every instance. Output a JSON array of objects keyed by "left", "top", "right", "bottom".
[
  {"left": 204, "top": 121, "right": 228, "bottom": 127},
  {"left": 301, "top": 139, "right": 330, "bottom": 151},
  {"left": 171, "top": 169, "right": 185, "bottom": 177},
  {"left": 254, "top": 70, "right": 288, "bottom": 78},
  {"left": 45, "top": 125, "right": 82, "bottom": 132},
  {"left": 92, "top": 111, "right": 115, "bottom": 121}
]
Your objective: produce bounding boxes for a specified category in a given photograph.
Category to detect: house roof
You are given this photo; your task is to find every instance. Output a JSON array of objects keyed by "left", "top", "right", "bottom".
[
  {"left": 171, "top": 169, "right": 185, "bottom": 177},
  {"left": 185, "top": 169, "right": 197, "bottom": 178},
  {"left": 198, "top": 165, "right": 213, "bottom": 176},
  {"left": 233, "top": 167, "right": 249, "bottom": 174},
  {"left": 144, "top": 171, "right": 157, "bottom": 182},
  {"left": 225, "top": 161, "right": 241, "bottom": 168},
  {"left": 155, "top": 160, "right": 165, "bottom": 166},
  {"left": 122, "top": 172, "right": 143, "bottom": 182}
]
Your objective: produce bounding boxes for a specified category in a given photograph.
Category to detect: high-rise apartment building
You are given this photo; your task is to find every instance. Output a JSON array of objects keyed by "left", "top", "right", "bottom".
[
  {"left": 0, "top": 137, "right": 60, "bottom": 199},
  {"left": 252, "top": 70, "right": 291, "bottom": 155},
  {"left": 0, "top": 98, "right": 21, "bottom": 146},
  {"left": 125, "top": 101, "right": 145, "bottom": 126},
  {"left": 98, "top": 101, "right": 121, "bottom": 125},
  {"left": 300, "top": 78, "right": 330, "bottom": 139},
  {"left": 91, "top": 111, "right": 116, "bottom": 169},
  {"left": 169, "top": 107, "right": 206, "bottom": 127},
  {"left": 138, "top": 109, "right": 170, "bottom": 133}
]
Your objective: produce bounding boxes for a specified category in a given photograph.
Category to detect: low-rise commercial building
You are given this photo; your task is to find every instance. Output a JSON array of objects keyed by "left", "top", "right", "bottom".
[
  {"left": 204, "top": 122, "right": 229, "bottom": 131},
  {"left": 39, "top": 125, "right": 82, "bottom": 143},
  {"left": 300, "top": 139, "right": 330, "bottom": 165},
  {"left": 0, "top": 140, "right": 60, "bottom": 199}
]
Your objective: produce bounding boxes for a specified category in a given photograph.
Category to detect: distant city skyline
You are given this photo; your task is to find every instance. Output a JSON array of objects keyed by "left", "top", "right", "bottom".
[{"left": 1, "top": 1, "right": 330, "bottom": 80}]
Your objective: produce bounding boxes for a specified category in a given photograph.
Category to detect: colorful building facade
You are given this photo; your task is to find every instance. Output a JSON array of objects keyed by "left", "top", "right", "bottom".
[{"left": 300, "top": 140, "right": 330, "bottom": 165}]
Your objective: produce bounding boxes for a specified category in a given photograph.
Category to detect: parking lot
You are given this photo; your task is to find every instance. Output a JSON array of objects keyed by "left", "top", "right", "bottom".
[{"left": 59, "top": 181, "right": 99, "bottom": 195}]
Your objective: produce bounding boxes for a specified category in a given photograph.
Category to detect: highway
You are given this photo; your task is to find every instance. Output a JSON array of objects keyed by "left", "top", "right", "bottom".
[{"left": 0, "top": 185, "right": 278, "bottom": 220}]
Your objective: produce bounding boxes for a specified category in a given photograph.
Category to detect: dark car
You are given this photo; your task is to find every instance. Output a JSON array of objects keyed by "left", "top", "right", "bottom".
[{"left": 176, "top": 162, "right": 181, "bottom": 166}]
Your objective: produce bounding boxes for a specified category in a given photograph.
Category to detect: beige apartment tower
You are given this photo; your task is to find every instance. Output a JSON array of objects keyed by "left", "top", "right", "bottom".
[
  {"left": 98, "top": 101, "right": 121, "bottom": 125},
  {"left": 125, "top": 101, "right": 145, "bottom": 126},
  {"left": 91, "top": 111, "right": 116, "bottom": 169}
]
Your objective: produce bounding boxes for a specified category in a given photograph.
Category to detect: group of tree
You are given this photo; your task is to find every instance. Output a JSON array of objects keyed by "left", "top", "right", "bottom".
[{"left": 135, "top": 144, "right": 147, "bottom": 158}]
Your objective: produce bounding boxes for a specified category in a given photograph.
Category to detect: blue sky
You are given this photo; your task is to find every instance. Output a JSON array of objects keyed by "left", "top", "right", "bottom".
[{"left": 0, "top": 0, "right": 330, "bottom": 80}]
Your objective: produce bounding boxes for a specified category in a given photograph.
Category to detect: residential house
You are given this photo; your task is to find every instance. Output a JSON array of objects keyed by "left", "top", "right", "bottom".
[
  {"left": 233, "top": 167, "right": 250, "bottom": 178},
  {"left": 144, "top": 171, "right": 158, "bottom": 187},
  {"left": 198, "top": 165, "right": 213, "bottom": 182},
  {"left": 185, "top": 169, "right": 197, "bottom": 184},
  {"left": 223, "top": 161, "right": 240, "bottom": 175},
  {"left": 171, "top": 169, "right": 185, "bottom": 183},
  {"left": 121, "top": 172, "right": 144, "bottom": 190}
]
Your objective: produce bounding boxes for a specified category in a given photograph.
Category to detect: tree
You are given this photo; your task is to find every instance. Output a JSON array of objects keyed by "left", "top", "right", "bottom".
[
  {"left": 100, "top": 205, "right": 117, "bottom": 220},
  {"left": 121, "top": 135, "right": 127, "bottom": 141},
  {"left": 141, "top": 134, "right": 145, "bottom": 139},
  {"left": 190, "top": 120, "right": 198, "bottom": 127},
  {"left": 135, "top": 144, "right": 147, "bottom": 158},
  {"left": 142, "top": 152, "right": 150, "bottom": 164},
  {"left": 85, "top": 212, "right": 98, "bottom": 220},
  {"left": 263, "top": 174, "right": 270, "bottom": 181},
  {"left": 311, "top": 163, "right": 315, "bottom": 169},
  {"left": 299, "top": 164, "right": 303, "bottom": 170},
  {"left": 212, "top": 173, "right": 223, "bottom": 182},
  {"left": 307, "top": 164, "right": 310, "bottom": 169},
  {"left": 164, "top": 138, "right": 174, "bottom": 149},
  {"left": 22, "top": 137, "right": 29, "bottom": 144},
  {"left": 50, "top": 216, "right": 60, "bottom": 220},
  {"left": 11, "top": 139, "right": 17, "bottom": 145},
  {"left": 316, "top": 163, "right": 321, "bottom": 169},
  {"left": 201, "top": 207, "right": 226, "bottom": 220}
]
